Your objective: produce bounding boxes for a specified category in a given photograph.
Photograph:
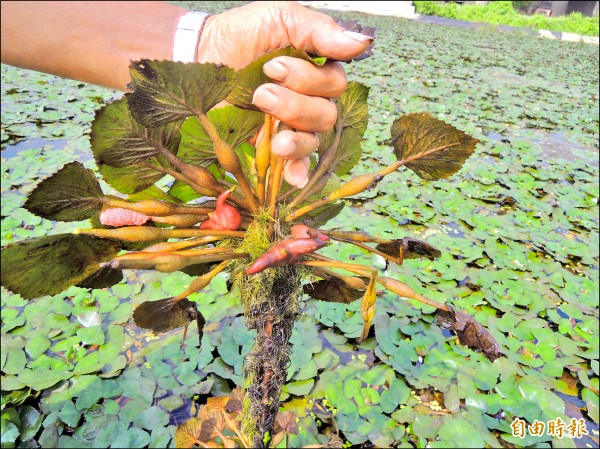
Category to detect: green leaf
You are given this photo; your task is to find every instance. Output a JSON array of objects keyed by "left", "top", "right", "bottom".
[
  {"left": 335, "top": 81, "right": 370, "bottom": 134},
  {"left": 24, "top": 162, "right": 104, "bottom": 221},
  {"left": 127, "top": 59, "right": 236, "bottom": 126},
  {"left": 437, "top": 417, "right": 484, "bottom": 448},
  {"left": 98, "top": 156, "right": 174, "bottom": 194},
  {"left": 178, "top": 106, "right": 263, "bottom": 167},
  {"left": 126, "top": 185, "right": 181, "bottom": 204},
  {"left": 168, "top": 180, "right": 202, "bottom": 202},
  {"left": 1, "top": 234, "right": 121, "bottom": 300},
  {"left": 391, "top": 112, "right": 479, "bottom": 180},
  {"left": 227, "top": 47, "right": 315, "bottom": 110},
  {"left": 1, "top": 420, "right": 19, "bottom": 447},
  {"left": 91, "top": 98, "right": 182, "bottom": 168},
  {"left": 19, "top": 406, "right": 43, "bottom": 441}
]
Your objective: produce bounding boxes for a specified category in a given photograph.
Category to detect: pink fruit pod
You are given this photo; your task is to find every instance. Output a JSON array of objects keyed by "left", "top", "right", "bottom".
[
  {"left": 99, "top": 208, "right": 149, "bottom": 227},
  {"left": 290, "top": 224, "right": 330, "bottom": 241},
  {"left": 245, "top": 237, "right": 327, "bottom": 275},
  {"left": 200, "top": 189, "right": 242, "bottom": 231}
]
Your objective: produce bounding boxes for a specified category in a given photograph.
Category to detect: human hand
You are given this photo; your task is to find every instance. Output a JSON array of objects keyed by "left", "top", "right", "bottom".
[{"left": 196, "top": 1, "right": 373, "bottom": 187}]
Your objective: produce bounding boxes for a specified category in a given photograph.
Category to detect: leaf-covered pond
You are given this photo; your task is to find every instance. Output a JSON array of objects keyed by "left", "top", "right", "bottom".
[{"left": 1, "top": 1, "right": 598, "bottom": 448}]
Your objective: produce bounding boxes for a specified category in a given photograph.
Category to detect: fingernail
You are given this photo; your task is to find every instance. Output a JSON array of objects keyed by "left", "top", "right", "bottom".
[
  {"left": 343, "top": 30, "right": 374, "bottom": 43},
  {"left": 263, "top": 60, "right": 289, "bottom": 82},
  {"left": 274, "top": 133, "right": 297, "bottom": 157},
  {"left": 252, "top": 85, "right": 279, "bottom": 112}
]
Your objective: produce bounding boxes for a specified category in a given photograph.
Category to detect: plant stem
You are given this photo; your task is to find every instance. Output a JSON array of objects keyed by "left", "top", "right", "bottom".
[
  {"left": 198, "top": 114, "right": 259, "bottom": 214},
  {"left": 267, "top": 156, "right": 284, "bottom": 219},
  {"left": 74, "top": 226, "right": 245, "bottom": 242},
  {"left": 288, "top": 126, "right": 343, "bottom": 208},
  {"left": 142, "top": 236, "right": 223, "bottom": 252},
  {"left": 319, "top": 229, "right": 392, "bottom": 244},
  {"left": 335, "top": 237, "right": 403, "bottom": 265}
]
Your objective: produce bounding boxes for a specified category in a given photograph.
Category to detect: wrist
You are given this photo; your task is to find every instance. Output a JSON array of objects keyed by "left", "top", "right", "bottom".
[{"left": 172, "top": 11, "right": 211, "bottom": 63}]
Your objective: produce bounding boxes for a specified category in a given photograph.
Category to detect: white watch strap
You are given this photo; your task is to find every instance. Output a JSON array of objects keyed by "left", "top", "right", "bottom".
[{"left": 173, "top": 11, "right": 210, "bottom": 63}]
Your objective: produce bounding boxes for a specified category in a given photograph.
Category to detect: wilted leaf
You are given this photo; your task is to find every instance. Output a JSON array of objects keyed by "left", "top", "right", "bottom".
[
  {"left": 179, "top": 106, "right": 263, "bottom": 166},
  {"left": 132, "top": 297, "right": 199, "bottom": 334},
  {"left": 358, "top": 274, "right": 377, "bottom": 343},
  {"left": 436, "top": 307, "right": 504, "bottom": 362},
  {"left": 391, "top": 112, "right": 479, "bottom": 180},
  {"left": 128, "top": 59, "right": 236, "bottom": 126},
  {"left": 225, "top": 387, "right": 245, "bottom": 414},
  {"left": 335, "top": 20, "right": 376, "bottom": 62},
  {"left": 76, "top": 265, "right": 123, "bottom": 289},
  {"left": 303, "top": 278, "right": 363, "bottom": 304},
  {"left": 274, "top": 411, "right": 299, "bottom": 435},
  {"left": 376, "top": 237, "right": 442, "bottom": 263},
  {"left": 91, "top": 98, "right": 182, "bottom": 168},
  {"left": 1, "top": 234, "right": 121, "bottom": 299},
  {"left": 24, "top": 162, "right": 104, "bottom": 221},
  {"left": 175, "top": 417, "right": 204, "bottom": 448},
  {"left": 227, "top": 47, "right": 315, "bottom": 110}
]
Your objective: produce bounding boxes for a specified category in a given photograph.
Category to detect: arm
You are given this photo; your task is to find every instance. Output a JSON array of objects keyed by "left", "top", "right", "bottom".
[{"left": 1, "top": 1, "right": 186, "bottom": 91}]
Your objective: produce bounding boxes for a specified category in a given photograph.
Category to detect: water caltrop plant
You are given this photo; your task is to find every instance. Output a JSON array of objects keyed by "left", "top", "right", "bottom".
[{"left": 1, "top": 42, "right": 503, "bottom": 447}]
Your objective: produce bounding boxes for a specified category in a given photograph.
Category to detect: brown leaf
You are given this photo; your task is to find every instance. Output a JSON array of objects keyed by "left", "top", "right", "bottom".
[
  {"left": 225, "top": 387, "right": 245, "bottom": 414},
  {"left": 175, "top": 418, "right": 204, "bottom": 448},
  {"left": 436, "top": 307, "right": 504, "bottom": 362},
  {"left": 303, "top": 278, "right": 364, "bottom": 304},
  {"left": 335, "top": 20, "right": 376, "bottom": 62},
  {"left": 324, "top": 433, "right": 344, "bottom": 448},
  {"left": 274, "top": 411, "right": 299, "bottom": 435},
  {"left": 132, "top": 297, "right": 198, "bottom": 334},
  {"left": 376, "top": 237, "right": 441, "bottom": 262},
  {"left": 391, "top": 113, "right": 479, "bottom": 180}
]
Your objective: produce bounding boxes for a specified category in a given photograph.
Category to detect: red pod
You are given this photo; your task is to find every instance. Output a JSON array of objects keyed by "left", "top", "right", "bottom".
[
  {"left": 245, "top": 237, "right": 327, "bottom": 275},
  {"left": 200, "top": 188, "right": 242, "bottom": 231},
  {"left": 290, "top": 224, "right": 329, "bottom": 241}
]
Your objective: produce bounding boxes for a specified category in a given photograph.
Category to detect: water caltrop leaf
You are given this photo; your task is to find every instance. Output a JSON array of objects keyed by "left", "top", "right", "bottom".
[
  {"left": 304, "top": 278, "right": 363, "bottom": 304},
  {"left": 178, "top": 105, "right": 263, "bottom": 166},
  {"left": 1, "top": 234, "right": 121, "bottom": 300},
  {"left": 127, "top": 59, "right": 236, "bottom": 126},
  {"left": 436, "top": 307, "right": 504, "bottom": 362},
  {"left": 133, "top": 297, "right": 199, "bottom": 334},
  {"left": 99, "top": 155, "right": 174, "bottom": 194},
  {"left": 302, "top": 201, "right": 345, "bottom": 228},
  {"left": 76, "top": 265, "right": 124, "bottom": 289},
  {"left": 91, "top": 98, "right": 182, "bottom": 168},
  {"left": 376, "top": 237, "right": 442, "bottom": 262},
  {"left": 227, "top": 46, "right": 315, "bottom": 110},
  {"left": 391, "top": 112, "right": 479, "bottom": 180},
  {"left": 24, "top": 162, "right": 104, "bottom": 221}
]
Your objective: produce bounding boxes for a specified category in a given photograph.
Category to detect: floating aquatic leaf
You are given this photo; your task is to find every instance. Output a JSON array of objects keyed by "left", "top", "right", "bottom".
[
  {"left": 376, "top": 237, "right": 442, "bottom": 262},
  {"left": 133, "top": 297, "right": 200, "bottom": 334},
  {"left": 274, "top": 411, "right": 299, "bottom": 434},
  {"left": 174, "top": 417, "right": 205, "bottom": 449},
  {"left": 1, "top": 234, "right": 121, "bottom": 299},
  {"left": 436, "top": 307, "right": 504, "bottom": 362},
  {"left": 391, "top": 112, "right": 479, "bottom": 180},
  {"left": 128, "top": 59, "right": 236, "bottom": 126},
  {"left": 24, "top": 162, "right": 104, "bottom": 221}
]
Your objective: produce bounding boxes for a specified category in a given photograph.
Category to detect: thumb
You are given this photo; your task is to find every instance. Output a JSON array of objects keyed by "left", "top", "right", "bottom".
[{"left": 284, "top": 4, "right": 373, "bottom": 61}]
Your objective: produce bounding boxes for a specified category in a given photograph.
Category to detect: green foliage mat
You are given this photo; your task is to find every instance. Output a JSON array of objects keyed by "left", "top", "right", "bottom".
[{"left": 2, "top": 3, "right": 598, "bottom": 448}]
